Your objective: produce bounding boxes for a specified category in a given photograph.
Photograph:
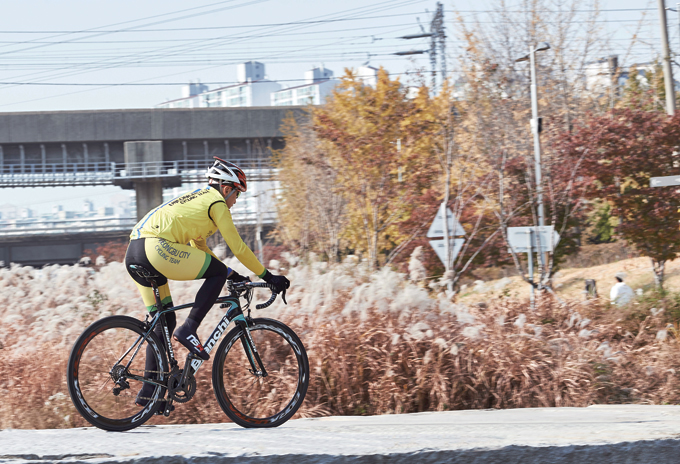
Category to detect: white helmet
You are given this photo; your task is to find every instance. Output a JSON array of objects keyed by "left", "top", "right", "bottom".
[{"left": 206, "top": 157, "right": 247, "bottom": 192}]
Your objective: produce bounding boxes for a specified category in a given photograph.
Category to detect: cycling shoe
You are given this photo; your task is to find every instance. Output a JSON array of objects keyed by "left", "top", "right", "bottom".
[{"left": 173, "top": 320, "right": 210, "bottom": 361}]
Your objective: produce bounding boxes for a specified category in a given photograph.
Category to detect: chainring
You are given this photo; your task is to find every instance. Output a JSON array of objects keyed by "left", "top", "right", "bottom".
[{"left": 168, "top": 369, "right": 197, "bottom": 403}]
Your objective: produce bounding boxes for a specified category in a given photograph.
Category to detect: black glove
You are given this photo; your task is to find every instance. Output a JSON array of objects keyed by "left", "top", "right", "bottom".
[
  {"left": 228, "top": 270, "right": 250, "bottom": 283},
  {"left": 262, "top": 270, "right": 290, "bottom": 304}
]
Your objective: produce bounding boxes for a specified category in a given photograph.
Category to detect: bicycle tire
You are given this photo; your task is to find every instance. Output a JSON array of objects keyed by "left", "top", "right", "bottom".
[
  {"left": 212, "top": 318, "right": 309, "bottom": 428},
  {"left": 67, "top": 315, "right": 168, "bottom": 431}
]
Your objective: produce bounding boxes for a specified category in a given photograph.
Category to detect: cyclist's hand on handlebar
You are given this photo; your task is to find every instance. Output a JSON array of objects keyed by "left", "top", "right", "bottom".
[
  {"left": 228, "top": 270, "right": 250, "bottom": 283},
  {"left": 262, "top": 270, "right": 290, "bottom": 304}
]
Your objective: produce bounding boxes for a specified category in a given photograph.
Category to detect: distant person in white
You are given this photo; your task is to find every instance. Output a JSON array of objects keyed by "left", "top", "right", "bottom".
[{"left": 610, "top": 273, "right": 635, "bottom": 305}]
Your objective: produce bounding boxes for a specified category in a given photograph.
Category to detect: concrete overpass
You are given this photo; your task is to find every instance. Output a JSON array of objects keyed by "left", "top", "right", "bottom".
[
  {"left": 0, "top": 230, "right": 131, "bottom": 267},
  {"left": 0, "top": 106, "right": 305, "bottom": 219},
  {"left": 0, "top": 223, "right": 276, "bottom": 268}
]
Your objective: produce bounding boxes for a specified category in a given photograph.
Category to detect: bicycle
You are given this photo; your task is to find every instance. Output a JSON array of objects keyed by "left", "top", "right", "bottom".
[{"left": 67, "top": 264, "right": 309, "bottom": 432}]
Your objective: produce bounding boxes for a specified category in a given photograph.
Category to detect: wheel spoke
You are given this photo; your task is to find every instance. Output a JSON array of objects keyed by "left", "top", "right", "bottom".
[
  {"left": 93, "top": 377, "right": 112, "bottom": 395},
  {"left": 68, "top": 316, "right": 166, "bottom": 431},
  {"left": 213, "top": 319, "right": 308, "bottom": 427}
]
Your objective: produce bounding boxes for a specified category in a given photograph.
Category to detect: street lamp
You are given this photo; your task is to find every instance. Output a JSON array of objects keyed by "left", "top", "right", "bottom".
[
  {"left": 515, "top": 42, "right": 550, "bottom": 294},
  {"left": 515, "top": 42, "right": 550, "bottom": 228}
]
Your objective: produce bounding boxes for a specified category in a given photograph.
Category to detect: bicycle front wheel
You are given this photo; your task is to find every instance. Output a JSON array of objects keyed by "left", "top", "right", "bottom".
[
  {"left": 212, "top": 318, "right": 309, "bottom": 428},
  {"left": 67, "top": 315, "right": 168, "bottom": 431}
]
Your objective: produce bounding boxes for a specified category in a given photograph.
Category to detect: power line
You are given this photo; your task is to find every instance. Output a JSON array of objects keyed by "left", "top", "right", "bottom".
[
  {"left": 0, "top": 10, "right": 432, "bottom": 35},
  {"left": 0, "top": 57, "right": 668, "bottom": 86},
  {"left": 0, "top": 23, "right": 418, "bottom": 45},
  {"left": 0, "top": 0, "right": 266, "bottom": 55},
  {"left": 0, "top": 0, "right": 426, "bottom": 90},
  {"left": 0, "top": 1, "right": 659, "bottom": 110},
  {"left": 0, "top": 8, "right": 655, "bottom": 34},
  {"left": 0, "top": 0, "right": 430, "bottom": 104}
]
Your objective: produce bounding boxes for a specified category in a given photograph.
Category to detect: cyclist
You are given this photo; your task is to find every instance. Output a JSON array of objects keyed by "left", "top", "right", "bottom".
[{"left": 124, "top": 156, "right": 290, "bottom": 407}]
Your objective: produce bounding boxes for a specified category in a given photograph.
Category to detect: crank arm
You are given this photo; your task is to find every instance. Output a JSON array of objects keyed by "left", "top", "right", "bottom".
[{"left": 181, "top": 354, "right": 198, "bottom": 385}]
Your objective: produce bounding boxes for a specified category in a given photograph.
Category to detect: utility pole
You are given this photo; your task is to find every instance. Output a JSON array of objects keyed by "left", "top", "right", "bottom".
[
  {"left": 430, "top": 2, "right": 445, "bottom": 91},
  {"left": 516, "top": 43, "right": 551, "bottom": 283},
  {"left": 529, "top": 46, "right": 546, "bottom": 282},
  {"left": 658, "top": 0, "right": 676, "bottom": 115},
  {"left": 608, "top": 55, "right": 618, "bottom": 111},
  {"left": 396, "top": 4, "right": 445, "bottom": 91}
]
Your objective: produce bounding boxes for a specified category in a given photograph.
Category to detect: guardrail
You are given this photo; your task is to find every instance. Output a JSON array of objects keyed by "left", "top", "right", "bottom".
[
  {"left": 0, "top": 159, "right": 275, "bottom": 187},
  {"left": 0, "top": 162, "right": 117, "bottom": 187},
  {"left": 0, "top": 210, "right": 277, "bottom": 238},
  {"left": 0, "top": 217, "right": 137, "bottom": 237}
]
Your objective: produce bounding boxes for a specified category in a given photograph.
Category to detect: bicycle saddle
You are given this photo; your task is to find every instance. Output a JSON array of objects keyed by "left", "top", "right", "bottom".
[{"left": 128, "top": 264, "right": 159, "bottom": 279}]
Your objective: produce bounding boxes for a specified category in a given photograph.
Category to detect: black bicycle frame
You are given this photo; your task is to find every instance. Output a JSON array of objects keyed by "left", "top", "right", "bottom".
[{"left": 120, "top": 282, "right": 268, "bottom": 392}]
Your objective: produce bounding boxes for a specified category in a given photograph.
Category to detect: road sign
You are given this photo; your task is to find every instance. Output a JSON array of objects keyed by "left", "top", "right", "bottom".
[
  {"left": 507, "top": 226, "right": 560, "bottom": 253},
  {"left": 427, "top": 204, "right": 465, "bottom": 238},
  {"left": 650, "top": 176, "right": 680, "bottom": 187},
  {"left": 429, "top": 238, "right": 465, "bottom": 266}
]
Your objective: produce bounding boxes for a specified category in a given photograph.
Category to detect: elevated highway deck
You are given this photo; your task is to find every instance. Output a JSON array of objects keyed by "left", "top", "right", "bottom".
[{"left": 0, "top": 106, "right": 303, "bottom": 219}]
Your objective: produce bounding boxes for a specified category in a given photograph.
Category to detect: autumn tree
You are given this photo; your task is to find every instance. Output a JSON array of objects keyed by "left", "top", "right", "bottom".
[
  {"left": 561, "top": 109, "right": 680, "bottom": 288},
  {"left": 314, "top": 68, "right": 437, "bottom": 269},
  {"left": 447, "top": 0, "right": 609, "bottom": 293},
  {"left": 274, "top": 111, "right": 347, "bottom": 262},
  {"left": 417, "top": 81, "right": 504, "bottom": 292}
]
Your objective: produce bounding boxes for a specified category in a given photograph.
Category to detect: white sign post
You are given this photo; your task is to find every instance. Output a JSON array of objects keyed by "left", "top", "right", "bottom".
[
  {"left": 427, "top": 205, "right": 466, "bottom": 239},
  {"left": 650, "top": 176, "right": 680, "bottom": 187},
  {"left": 507, "top": 226, "right": 560, "bottom": 308},
  {"left": 427, "top": 203, "right": 466, "bottom": 267},
  {"left": 429, "top": 238, "right": 466, "bottom": 266},
  {"left": 506, "top": 226, "right": 560, "bottom": 253}
]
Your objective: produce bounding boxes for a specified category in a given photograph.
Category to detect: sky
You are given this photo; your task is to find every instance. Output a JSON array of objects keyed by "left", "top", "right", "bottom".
[{"left": 0, "top": 0, "right": 664, "bottom": 215}]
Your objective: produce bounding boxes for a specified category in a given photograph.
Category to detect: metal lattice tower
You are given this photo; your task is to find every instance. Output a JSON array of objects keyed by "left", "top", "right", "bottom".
[{"left": 430, "top": 2, "right": 446, "bottom": 91}]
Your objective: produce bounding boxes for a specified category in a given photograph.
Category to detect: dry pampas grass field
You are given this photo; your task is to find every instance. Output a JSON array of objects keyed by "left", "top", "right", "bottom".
[{"left": 1, "top": 251, "right": 680, "bottom": 429}]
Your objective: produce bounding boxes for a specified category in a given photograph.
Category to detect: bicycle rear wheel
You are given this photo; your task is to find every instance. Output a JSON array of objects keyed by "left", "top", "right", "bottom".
[
  {"left": 212, "top": 318, "right": 309, "bottom": 428},
  {"left": 67, "top": 315, "right": 168, "bottom": 431}
]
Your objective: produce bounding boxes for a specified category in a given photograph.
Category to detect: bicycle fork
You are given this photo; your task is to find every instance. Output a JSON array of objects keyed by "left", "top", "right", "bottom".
[{"left": 221, "top": 296, "right": 268, "bottom": 378}]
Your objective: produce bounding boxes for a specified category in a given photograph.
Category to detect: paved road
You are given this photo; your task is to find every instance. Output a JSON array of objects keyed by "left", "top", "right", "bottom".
[{"left": 2, "top": 405, "right": 680, "bottom": 463}]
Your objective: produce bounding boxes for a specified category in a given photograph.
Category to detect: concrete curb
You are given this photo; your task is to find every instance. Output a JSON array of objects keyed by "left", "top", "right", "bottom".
[{"left": 4, "top": 440, "right": 680, "bottom": 464}]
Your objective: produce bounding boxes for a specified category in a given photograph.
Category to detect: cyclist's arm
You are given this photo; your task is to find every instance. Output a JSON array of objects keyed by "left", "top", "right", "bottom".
[
  {"left": 210, "top": 202, "right": 266, "bottom": 278},
  {"left": 190, "top": 237, "right": 219, "bottom": 260}
]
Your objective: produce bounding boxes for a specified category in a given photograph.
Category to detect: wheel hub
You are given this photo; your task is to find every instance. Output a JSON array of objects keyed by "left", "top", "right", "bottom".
[{"left": 110, "top": 364, "right": 126, "bottom": 382}]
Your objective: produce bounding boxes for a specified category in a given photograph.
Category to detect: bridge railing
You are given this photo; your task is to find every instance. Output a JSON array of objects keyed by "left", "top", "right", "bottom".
[
  {"left": 0, "top": 159, "right": 275, "bottom": 187},
  {"left": 116, "top": 159, "right": 274, "bottom": 182},
  {"left": 0, "top": 216, "right": 137, "bottom": 237},
  {"left": 0, "top": 162, "right": 117, "bottom": 187},
  {"left": 0, "top": 210, "right": 277, "bottom": 237}
]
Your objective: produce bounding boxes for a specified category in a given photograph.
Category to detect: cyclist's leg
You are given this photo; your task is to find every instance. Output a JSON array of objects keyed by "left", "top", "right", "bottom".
[
  {"left": 186, "top": 257, "right": 230, "bottom": 324},
  {"left": 171, "top": 258, "right": 229, "bottom": 358},
  {"left": 125, "top": 239, "right": 174, "bottom": 311},
  {"left": 125, "top": 239, "right": 177, "bottom": 406},
  {"left": 143, "top": 238, "right": 229, "bottom": 359}
]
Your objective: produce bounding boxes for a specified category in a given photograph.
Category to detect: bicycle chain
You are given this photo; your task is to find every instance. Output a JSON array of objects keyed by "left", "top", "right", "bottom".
[
  {"left": 126, "top": 368, "right": 194, "bottom": 403},
  {"left": 125, "top": 368, "right": 171, "bottom": 402},
  {"left": 136, "top": 396, "right": 171, "bottom": 402},
  {"left": 127, "top": 368, "right": 170, "bottom": 375}
]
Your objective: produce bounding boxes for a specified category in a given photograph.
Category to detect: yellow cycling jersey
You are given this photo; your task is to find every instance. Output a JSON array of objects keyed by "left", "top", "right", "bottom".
[{"left": 130, "top": 186, "right": 266, "bottom": 277}]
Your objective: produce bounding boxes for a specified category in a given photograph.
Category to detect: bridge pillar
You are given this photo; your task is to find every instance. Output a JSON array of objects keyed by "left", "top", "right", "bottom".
[{"left": 124, "top": 141, "right": 164, "bottom": 221}]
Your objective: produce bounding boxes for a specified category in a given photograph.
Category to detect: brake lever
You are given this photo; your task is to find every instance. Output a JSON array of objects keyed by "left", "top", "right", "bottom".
[{"left": 281, "top": 288, "right": 287, "bottom": 305}]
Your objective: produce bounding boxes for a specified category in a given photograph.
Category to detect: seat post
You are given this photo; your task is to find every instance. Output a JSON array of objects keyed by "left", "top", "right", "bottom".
[{"left": 147, "top": 277, "right": 164, "bottom": 312}]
